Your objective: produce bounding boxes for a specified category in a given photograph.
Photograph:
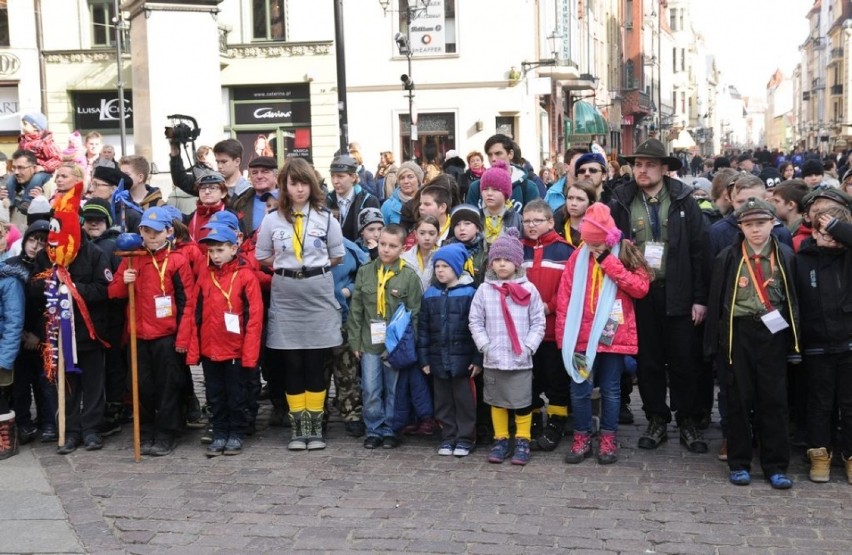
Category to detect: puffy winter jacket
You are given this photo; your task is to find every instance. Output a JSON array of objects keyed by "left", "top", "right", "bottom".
[
  {"left": 327, "top": 186, "right": 381, "bottom": 241},
  {"left": 0, "top": 262, "right": 26, "bottom": 370},
  {"left": 186, "top": 201, "right": 227, "bottom": 245},
  {"left": 417, "top": 276, "right": 482, "bottom": 378},
  {"left": 19, "top": 130, "right": 62, "bottom": 173},
  {"left": 522, "top": 230, "right": 575, "bottom": 342},
  {"left": 108, "top": 246, "right": 197, "bottom": 353},
  {"left": 554, "top": 248, "right": 650, "bottom": 355},
  {"left": 381, "top": 188, "right": 408, "bottom": 225},
  {"left": 192, "top": 257, "right": 264, "bottom": 368}
]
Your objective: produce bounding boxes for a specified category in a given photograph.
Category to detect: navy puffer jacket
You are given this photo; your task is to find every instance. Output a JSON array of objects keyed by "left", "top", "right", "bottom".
[{"left": 416, "top": 276, "right": 482, "bottom": 379}]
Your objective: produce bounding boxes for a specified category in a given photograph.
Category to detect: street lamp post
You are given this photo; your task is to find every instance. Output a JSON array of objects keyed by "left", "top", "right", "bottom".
[{"left": 113, "top": 0, "right": 127, "bottom": 156}]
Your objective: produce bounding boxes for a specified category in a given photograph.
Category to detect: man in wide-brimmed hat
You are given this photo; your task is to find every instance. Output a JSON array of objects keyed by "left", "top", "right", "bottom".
[{"left": 610, "top": 138, "right": 711, "bottom": 455}]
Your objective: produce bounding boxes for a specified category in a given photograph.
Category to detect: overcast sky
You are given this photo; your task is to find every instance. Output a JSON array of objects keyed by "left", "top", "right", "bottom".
[{"left": 691, "top": 0, "right": 814, "bottom": 97}]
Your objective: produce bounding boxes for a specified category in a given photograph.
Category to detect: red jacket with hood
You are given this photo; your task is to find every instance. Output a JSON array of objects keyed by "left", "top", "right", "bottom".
[{"left": 522, "top": 229, "right": 574, "bottom": 342}]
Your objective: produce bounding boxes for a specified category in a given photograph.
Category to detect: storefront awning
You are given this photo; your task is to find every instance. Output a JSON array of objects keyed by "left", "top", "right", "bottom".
[
  {"left": 572, "top": 101, "right": 608, "bottom": 135},
  {"left": 671, "top": 129, "right": 697, "bottom": 150}
]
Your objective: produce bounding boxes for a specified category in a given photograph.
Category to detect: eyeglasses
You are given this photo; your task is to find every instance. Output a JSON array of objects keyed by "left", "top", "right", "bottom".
[
  {"left": 12, "top": 165, "right": 33, "bottom": 171},
  {"left": 577, "top": 167, "right": 602, "bottom": 175},
  {"left": 522, "top": 218, "right": 549, "bottom": 226},
  {"left": 198, "top": 183, "right": 222, "bottom": 191}
]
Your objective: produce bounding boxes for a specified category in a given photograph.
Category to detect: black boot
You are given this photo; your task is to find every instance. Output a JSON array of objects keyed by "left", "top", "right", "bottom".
[
  {"left": 529, "top": 411, "right": 544, "bottom": 451},
  {"left": 538, "top": 414, "right": 567, "bottom": 452}
]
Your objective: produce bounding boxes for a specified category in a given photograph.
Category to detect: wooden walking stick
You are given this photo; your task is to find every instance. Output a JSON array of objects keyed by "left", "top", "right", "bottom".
[{"left": 116, "top": 249, "right": 147, "bottom": 462}]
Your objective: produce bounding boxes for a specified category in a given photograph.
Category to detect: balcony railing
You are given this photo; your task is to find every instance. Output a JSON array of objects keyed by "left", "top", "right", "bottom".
[
  {"left": 813, "top": 77, "right": 825, "bottom": 90},
  {"left": 813, "top": 36, "right": 826, "bottom": 50},
  {"left": 831, "top": 84, "right": 843, "bottom": 95},
  {"left": 831, "top": 47, "right": 844, "bottom": 61}
]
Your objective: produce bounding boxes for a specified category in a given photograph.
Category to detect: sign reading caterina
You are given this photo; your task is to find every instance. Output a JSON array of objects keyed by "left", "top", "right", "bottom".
[{"left": 73, "top": 91, "right": 133, "bottom": 131}]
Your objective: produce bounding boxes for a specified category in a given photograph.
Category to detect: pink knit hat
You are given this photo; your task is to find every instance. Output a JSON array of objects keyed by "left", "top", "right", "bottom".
[
  {"left": 580, "top": 203, "right": 621, "bottom": 247},
  {"left": 488, "top": 227, "right": 524, "bottom": 267},
  {"left": 480, "top": 159, "right": 513, "bottom": 199}
]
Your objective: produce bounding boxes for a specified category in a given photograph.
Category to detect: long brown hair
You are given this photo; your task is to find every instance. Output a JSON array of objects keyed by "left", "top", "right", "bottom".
[
  {"left": 277, "top": 157, "right": 326, "bottom": 223},
  {"left": 618, "top": 239, "right": 654, "bottom": 280}
]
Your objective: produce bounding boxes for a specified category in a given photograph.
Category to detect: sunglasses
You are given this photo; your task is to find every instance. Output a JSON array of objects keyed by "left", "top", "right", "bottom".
[{"left": 577, "top": 167, "right": 602, "bottom": 175}]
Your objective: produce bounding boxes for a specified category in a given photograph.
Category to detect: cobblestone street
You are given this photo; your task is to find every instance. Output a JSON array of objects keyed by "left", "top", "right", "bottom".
[{"left": 6, "top": 373, "right": 852, "bottom": 555}]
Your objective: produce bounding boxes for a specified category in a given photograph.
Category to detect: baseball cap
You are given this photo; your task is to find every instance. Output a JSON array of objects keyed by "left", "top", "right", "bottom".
[
  {"left": 204, "top": 210, "right": 240, "bottom": 231},
  {"left": 199, "top": 224, "right": 238, "bottom": 245},
  {"left": 139, "top": 207, "right": 171, "bottom": 231}
]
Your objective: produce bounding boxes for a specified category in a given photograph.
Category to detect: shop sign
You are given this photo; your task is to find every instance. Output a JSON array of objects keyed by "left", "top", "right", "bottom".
[
  {"left": 0, "top": 53, "right": 20, "bottom": 76},
  {"left": 73, "top": 91, "right": 133, "bottom": 131}
]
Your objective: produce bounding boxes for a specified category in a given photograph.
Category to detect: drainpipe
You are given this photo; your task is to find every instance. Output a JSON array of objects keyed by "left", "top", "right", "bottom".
[{"left": 34, "top": 0, "right": 48, "bottom": 113}]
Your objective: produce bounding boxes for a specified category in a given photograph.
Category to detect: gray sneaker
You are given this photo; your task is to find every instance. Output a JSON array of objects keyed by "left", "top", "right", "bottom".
[{"left": 223, "top": 437, "right": 243, "bottom": 456}]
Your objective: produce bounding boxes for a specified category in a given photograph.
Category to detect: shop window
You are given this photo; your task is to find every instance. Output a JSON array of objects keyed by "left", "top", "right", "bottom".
[
  {"left": 399, "top": 112, "right": 456, "bottom": 163},
  {"left": 253, "top": 0, "right": 286, "bottom": 41},
  {"left": 495, "top": 116, "right": 515, "bottom": 139},
  {"left": 0, "top": 1, "right": 8, "bottom": 47},
  {"left": 397, "top": 0, "right": 457, "bottom": 55}
]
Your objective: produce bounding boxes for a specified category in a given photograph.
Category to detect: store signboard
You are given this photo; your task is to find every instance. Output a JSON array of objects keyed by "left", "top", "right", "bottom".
[
  {"left": 73, "top": 91, "right": 133, "bottom": 131},
  {"left": 409, "top": 0, "right": 445, "bottom": 55}
]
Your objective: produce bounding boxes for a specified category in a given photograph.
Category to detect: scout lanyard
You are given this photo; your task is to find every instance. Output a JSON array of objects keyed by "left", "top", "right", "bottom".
[
  {"left": 210, "top": 269, "right": 238, "bottom": 312},
  {"left": 377, "top": 260, "right": 405, "bottom": 318},
  {"left": 150, "top": 247, "right": 171, "bottom": 295},
  {"left": 741, "top": 242, "right": 776, "bottom": 311}
]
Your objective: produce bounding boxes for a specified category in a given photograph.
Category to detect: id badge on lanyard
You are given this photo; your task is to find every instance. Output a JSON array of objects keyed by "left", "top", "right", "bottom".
[
  {"left": 155, "top": 295, "right": 173, "bottom": 318},
  {"left": 644, "top": 242, "right": 665, "bottom": 269},
  {"left": 370, "top": 318, "right": 387, "bottom": 345}
]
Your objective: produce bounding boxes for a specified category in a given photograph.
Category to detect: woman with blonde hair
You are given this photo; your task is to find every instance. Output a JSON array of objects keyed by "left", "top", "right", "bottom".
[{"left": 377, "top": 151, "right": 398, "bottom": 200}]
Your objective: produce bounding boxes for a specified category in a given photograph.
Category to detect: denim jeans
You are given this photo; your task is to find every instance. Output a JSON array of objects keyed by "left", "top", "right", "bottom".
[
  {"left": 570, "top": 353, "right": 624, "bottom": 433},
  {"left": 361, "top": 353, "right": 399, "bottom": 438}
]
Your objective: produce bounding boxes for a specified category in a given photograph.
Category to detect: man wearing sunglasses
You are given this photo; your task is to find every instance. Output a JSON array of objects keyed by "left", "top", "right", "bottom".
[{"left": 573, "top": 152, "right": 611, "bottom": 204}]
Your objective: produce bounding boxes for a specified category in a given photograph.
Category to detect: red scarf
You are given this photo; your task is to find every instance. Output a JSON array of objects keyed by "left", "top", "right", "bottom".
[
  {"left": 490, "top": 282, "right": 531, "bottom": 355},
  {"left": 470, "top": 166, "right": 485, "bottom": 179}
]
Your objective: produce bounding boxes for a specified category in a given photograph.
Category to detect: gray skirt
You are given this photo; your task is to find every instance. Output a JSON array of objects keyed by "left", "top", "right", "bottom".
[
  {"left": 483, "top": 368, "right": 533, "bottom": 409},
  {"left": 266, "top": 272, "right": 342, "bottom": 350}
]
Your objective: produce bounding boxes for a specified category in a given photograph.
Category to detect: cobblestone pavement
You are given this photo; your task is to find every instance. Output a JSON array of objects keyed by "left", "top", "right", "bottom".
[{"left": 16, "top": 371, "right": 852, "bottom": 555}]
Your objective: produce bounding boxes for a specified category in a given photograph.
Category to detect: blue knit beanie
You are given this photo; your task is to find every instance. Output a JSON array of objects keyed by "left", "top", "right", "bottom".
[
  {"left": 432, "top": 243, "right": 468, "bottom": 278},
  {"left": 22, "top": 112, "right": 48, "bottom": 132}
]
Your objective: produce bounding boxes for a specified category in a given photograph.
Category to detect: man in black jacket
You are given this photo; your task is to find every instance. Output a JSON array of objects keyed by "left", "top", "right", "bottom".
[{"left": 610, "top": 139, "right": 710, "bottom": 453}]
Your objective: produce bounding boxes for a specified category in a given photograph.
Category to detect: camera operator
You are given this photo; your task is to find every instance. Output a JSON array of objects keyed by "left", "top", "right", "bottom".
[{"left": 170, "top": 139, "right": 250, "bottom": 199}]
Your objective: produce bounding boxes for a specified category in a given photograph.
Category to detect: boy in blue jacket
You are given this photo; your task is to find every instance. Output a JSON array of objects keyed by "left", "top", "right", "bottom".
[
  {"left": 0, "top": 261, "right": 26, "bottom": 459},
  {"left": 417, "top": 243, "right": 481, "bottom": 457}
]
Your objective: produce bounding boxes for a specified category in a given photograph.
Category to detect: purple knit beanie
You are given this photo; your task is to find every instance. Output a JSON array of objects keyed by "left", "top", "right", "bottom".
[
  {"left": 480, "top": 159, "right": 513, "bottom": 199},
  {"left": 488, "top": 227, "right": 524, "bottom": 267}
]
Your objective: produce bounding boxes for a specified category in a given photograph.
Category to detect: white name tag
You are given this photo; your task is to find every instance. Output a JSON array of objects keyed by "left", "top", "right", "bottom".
[
  {"left": 644, "top": 242, "right": 665, "bottom": 269},
  {"left": 610, "top": 299, "right": 624, "bottom": 324},
  {"left": 224, "top": 312, "right": 241, "bottom": 334},
  {"left": 761, "top": 309, "right": 789, "bottom": 334},
  {"left": 154, "top": 295, "right": 173, "bottom": 319},
  {"left": 370, "top": 320, "right": 387, "bottom": 345}
]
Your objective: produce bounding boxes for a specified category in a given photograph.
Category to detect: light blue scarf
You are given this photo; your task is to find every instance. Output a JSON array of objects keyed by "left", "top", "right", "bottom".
[{"left": 561, "top": 243, "right": 621, "bottom": 384}]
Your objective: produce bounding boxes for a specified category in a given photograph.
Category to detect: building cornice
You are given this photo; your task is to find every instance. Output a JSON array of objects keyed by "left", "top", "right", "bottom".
[
  {"left": 226, "top": 42, "right": 333, "bottom": 59},
  {"left": 43, "top": 50, "right": 118, "bottom": 64}
]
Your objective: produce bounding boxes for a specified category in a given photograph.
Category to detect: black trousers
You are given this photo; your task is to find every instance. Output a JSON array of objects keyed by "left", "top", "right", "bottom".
[
  {"left": 104, "top": 312, "right": 128, "bottom": 405},
  {"left": 806, "top": 351, "right": 852, "bottom": 456},
  {"left": 434, "top": 376, "right": 477, "bottom": 444},
  {"left": 267, "top": 348, "right": 327, "bottom": 396},
  {"left": 635, "top": 282, "right": 701, "bottom": 424},
  {"left": 65, "top": 349, "right": 106, "bottom": 440},
  {"left": 137, "top": 336, "right": 185, "bottom": 440},
  {"left": 726, "top": 318, "right": 790, "bottom": 475},
  {"left": 532, "top": 341, "right": 571, "bottom": 409},
  {"left": 202, "top": 358, "right": 248, "bottom": 440},
  {"left": 12, "top": 349, "right": 46, "bottom": 426}
]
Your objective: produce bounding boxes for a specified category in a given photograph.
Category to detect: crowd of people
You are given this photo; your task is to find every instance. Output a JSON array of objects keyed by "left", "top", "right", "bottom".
[{"left": 0, "top": 113, "right": 850, "bottom": 491}]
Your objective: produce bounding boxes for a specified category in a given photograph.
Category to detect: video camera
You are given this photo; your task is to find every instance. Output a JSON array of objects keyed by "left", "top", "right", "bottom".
[{"left": 164, "top": 114, "right": 201, "bottom": 146}]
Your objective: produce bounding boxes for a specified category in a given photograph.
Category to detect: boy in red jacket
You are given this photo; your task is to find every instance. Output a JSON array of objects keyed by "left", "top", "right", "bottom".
[
  {"left": 521, "top": 200, "right": 575, "bottom": 450},
  {"left": 108, "top": 207, "right": 197, "bottom": 456},
  {"left": 193, "top": 224, "right": 263, "bottom": 456}
]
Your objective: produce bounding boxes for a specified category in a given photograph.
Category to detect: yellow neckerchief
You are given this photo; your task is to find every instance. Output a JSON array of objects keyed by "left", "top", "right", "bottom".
[
  {"left": 210, "top": 267, "right": 238, "bottom": 312},
  {"left": 292, "top": 208, "right": 308, "bottom": 262},
  {"left": 463, "top": 255, "right": 475, "bottom": 277},
  {"left": 439, "top": 216, "right": 451, "bottom": 239},
  {"left": 377, "top": 259, "right": 405, "bottom": 318},
  {"left": 149, "top": 246, "right": 171, "bottom": 295},
  {"left": 416, "top": 248, "right": 434, "bottom": 271},
  {"left": 484, "top": 202, "right": 512, "bottom": 243},
  {"left": 588, "top": 259, "right": 604, "bottom": 312}
]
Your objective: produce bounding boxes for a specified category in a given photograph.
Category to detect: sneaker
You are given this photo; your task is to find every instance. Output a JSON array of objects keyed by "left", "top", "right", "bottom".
[
  {"left": 637, "top": 416, "right": 668, "bottom": 449},
  {"left": 98, "top": 420, "right": 122, "bottom": 438},
  {"left": 487, "top": 439, "right": 511, "bottom": 463},
  {"left": 729, "top": 469, "right": 751, "bottom": 486},
  {"left": 206, "top": 438, "right": 226, "bottom": 457},
  {"left": 696, "top": 411, "right": 711, "bottom": 430},
  {"left": 438, "top": 441, "right": 455, "bottom": 456},
  {"left": 597, "top": 431, "right": 618, "bottom": 465},
  {"left": 564, "top": 432, "right": 592, "bottom": 464},
  {"left": 56, "top": 437, "right": 80, "bottom": 455},
  {"left": 679, "top": 419, "right": 708, "bottom": 453},
  {"left": 768, "top": 473, "right": 793, "bottom": 490},
  {"left": 149, "top": 437, "right": 176, "bottom": 457},
  {"left": 511, "top": 439, "right": 531, "bottom": 466},
  {"left": 363, "top": 436, "right": 383, "bottom": 449},
  {"left": 717, "top": 439, "right": 728, "bottom": 461},
  {"left": 83, "top": 434, "right": 104, "bottom": 451},
  {"left": 453, "top": 441, "right": 472, "bottom": 457},
  {"left": 40, "top": 424, "right": 57, "bottom": 443},
  {"left": 344, "top": 421, "right": 366, "bottom": 438},
  {"left": 140, "top": 438, "right": 155, "bottom": 456},
  {"left": 223, "top": 437, "right": 243, "bottom": 456},
  {"left": 18, "top": 423, "right": 39, "bottom": 445},
  {"left": 200, "top": 426, "right": 214, "bottom": 445},
  {"left": 618, "top": 403, "right": 634, "bottom": 425}
]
